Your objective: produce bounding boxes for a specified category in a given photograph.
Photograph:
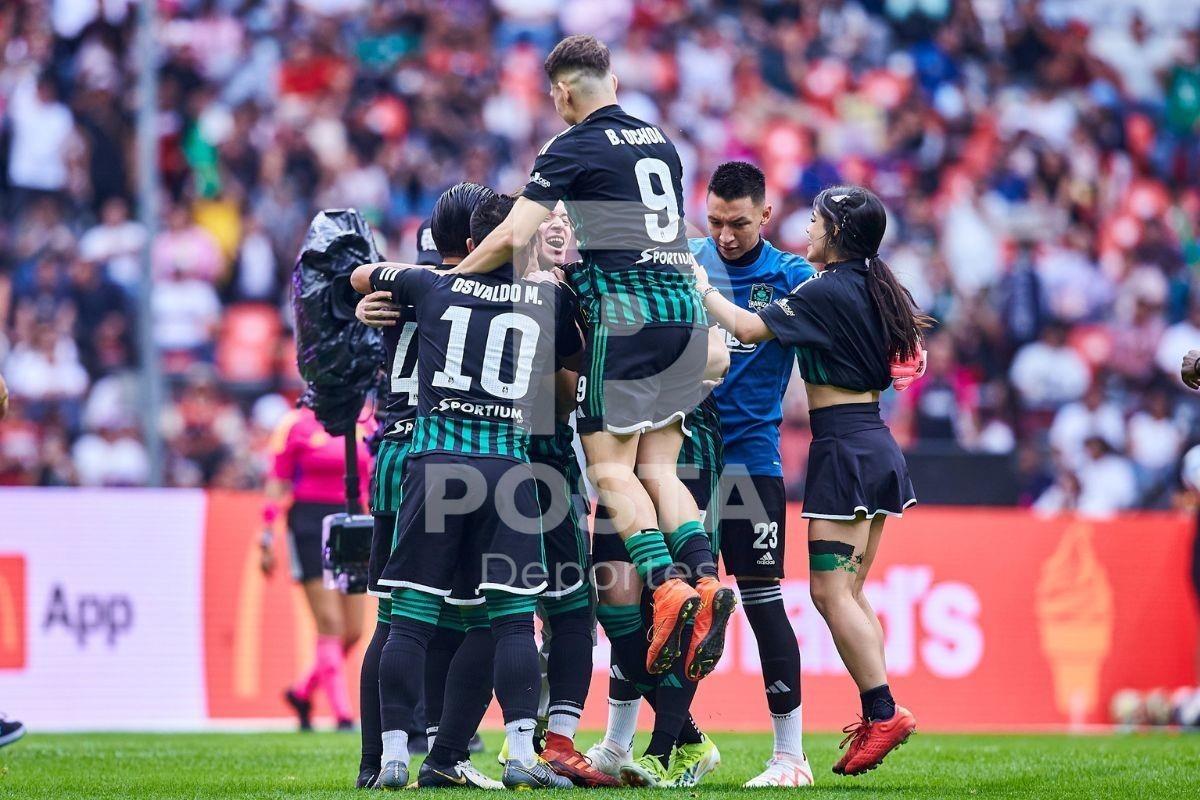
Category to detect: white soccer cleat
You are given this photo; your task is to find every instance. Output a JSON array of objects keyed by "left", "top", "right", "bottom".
[
  {"left": 743, "top": 753, "right": 815, "bottom": 787},
  {"left": 456, "top": 760, "right": 505, "bottom": 790},
  {"left": 584, "top": 741, "right": 634, "bottom": 778}
]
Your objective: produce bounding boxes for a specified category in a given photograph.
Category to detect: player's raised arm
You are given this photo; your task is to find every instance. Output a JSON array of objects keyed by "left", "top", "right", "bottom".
[
  {"left": 694, "top": 262, "right": 774, "bottom": 344},
  {"left": 450, "top": 196, "right": 551, "bottom": 275}
]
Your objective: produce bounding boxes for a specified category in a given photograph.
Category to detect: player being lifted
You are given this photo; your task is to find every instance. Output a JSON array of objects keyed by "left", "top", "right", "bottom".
[
  {"left": 352, "top": 193, "right": 582, "bottom": 791},
  {"left": 354, "top": 184, "right": 500, "bottom": 790},
  {"left": 450, "top": 34, "right": 735, "bottom": 685}
]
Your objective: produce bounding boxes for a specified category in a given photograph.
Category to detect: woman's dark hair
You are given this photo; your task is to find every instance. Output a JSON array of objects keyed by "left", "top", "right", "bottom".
[
  {"left": 430, "top": 182, "right": 496, "bottom": 258},
  {"left": 814, "top": 185, "right": 933, "bottom": 360}
]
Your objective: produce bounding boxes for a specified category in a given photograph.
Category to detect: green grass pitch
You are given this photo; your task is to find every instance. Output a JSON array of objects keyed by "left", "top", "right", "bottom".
[{"left": 2, "top": 729, "right": 1197, "bottom": 798}]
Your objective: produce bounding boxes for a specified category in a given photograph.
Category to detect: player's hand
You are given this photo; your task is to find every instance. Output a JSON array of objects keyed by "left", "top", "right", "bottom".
[
  {"left": 890, "top": 348, "right": 927, "bottom": 392},
  {"left": 259, "top": 540, "right": 276, "bottom": 576},
  {"left": 525, "top": 269, "right": 561, "bottom": 286},
  {"left": 1182, "top": 349, "right": 1200, "bottom": 390},
  {"left": 356, "top": 291, "right": 400, "bottom": 328},
  {"left": 692, "top": 261, "right": 711, "bottom": 292}
]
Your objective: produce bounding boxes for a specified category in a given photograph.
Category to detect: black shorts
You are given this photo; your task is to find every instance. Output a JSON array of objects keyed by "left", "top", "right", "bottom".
[
  {"left": 803, "top": 403, "right": 916, "bottom": 520},
  {"left": 590, "top": 467, "right": 718, "bottom": 565},
  {"left": 532, "top": 461, "right": 590, "bottom": 597},
  {"left": 380, "top": 452, "right": 547, "bottom": 603},
  {"left": 287, "top": 501, "right": 343, "bottom": 583},
  {"left": 576, "top": 323, "right": 706, "bottom": 435},
  {"left": 368, "top": 512, "right": 395, "bottom": 599},
  {"left": 719, "top": 473, "right": 786, "bottom": 579}
]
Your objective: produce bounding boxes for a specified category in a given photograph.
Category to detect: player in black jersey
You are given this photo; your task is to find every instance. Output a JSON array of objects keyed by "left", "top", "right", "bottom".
[
  {"left": 450, "top": 34, "right": 732, "bottom": 687},
  {"left": 353, "top": 184, "right": 499, "bottom": 790},
  {"left": 351, "top": 193, "right": 582, "bottom": 790}
]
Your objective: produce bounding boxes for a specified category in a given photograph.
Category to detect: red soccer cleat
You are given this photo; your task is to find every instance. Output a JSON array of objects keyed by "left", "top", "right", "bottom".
[
  {"left": 541, "top": 732, "right": 622, "bottom": 787},
  {"left": 685, "top": 576, "right": 737, "bottom": 681},
  {"left": 647, "top": 578, "right": 700, "bottom": 675},
  {"left": 834, "top": 707, "right": 917, "bottom": 776}
]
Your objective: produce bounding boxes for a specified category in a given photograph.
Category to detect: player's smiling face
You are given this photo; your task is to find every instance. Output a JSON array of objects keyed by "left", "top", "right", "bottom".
[
  {"left": 537, "top": 206, "right": 572, "bottom": 267},
  {"left": 706, "top": 193, "right": 770, "bottom": 262}
]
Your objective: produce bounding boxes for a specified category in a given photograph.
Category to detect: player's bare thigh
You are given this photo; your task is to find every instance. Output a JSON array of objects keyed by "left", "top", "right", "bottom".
[{"left": 582, "top": 430, "right": 658, "bottom": 537}]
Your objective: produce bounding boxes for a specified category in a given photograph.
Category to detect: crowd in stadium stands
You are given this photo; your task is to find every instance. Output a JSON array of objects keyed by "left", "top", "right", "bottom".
[{"left": 1, "top": 0, "right": 1199, "bottom": 515}]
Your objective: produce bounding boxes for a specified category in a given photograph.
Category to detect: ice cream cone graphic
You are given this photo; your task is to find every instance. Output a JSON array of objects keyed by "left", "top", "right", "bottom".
[{"left": 1035, "top": 522, "right": 1114, "bottom": 725}]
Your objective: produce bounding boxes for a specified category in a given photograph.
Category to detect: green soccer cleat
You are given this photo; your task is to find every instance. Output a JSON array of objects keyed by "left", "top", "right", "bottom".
[
  {"left": 665, "top": 735, "right": 721, "bottom": 787},
  {"left": 620, "top": 754, "right": 670, "bottom": 787}
]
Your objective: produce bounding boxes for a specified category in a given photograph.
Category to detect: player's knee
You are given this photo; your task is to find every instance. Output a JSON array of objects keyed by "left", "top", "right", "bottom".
[
  {"left": 808, "top": 575, "right": 848, "bottom": 617},
  {"left": 314, "top": 609, "right": 343, "bottom": 637}
]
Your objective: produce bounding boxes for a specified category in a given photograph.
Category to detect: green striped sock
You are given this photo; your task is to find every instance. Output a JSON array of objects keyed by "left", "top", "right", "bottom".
[
  {"left": 459, "top": 604, "right": 490, "bottom": 631},
  {"left": 665, "top": 520, "right": 707, "bottom": 559},
  {"left": 543, "top": 584, "right": 594, "bottom": 618},
  {"left": 484, "top": 591, "right": 538, "bottom": 621},
  {"left": 624, "top": 530, "right": 676, "bottom": 587},
  {"left": 595, "top": 603, "right": 643, "bottom": 639},
  {"left": 436, "top": 602, "right": 467, "bottom": 633},
  {"left": 390, "top": 588, "right": 444, "bottom": 625}
]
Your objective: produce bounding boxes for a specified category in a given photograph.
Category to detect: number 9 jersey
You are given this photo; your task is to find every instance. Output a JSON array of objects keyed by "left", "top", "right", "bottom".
[
  {"left": 522, "top": 104, "right": 705, "bottom": 330},
  {"left": 369, "top": 264, "right": 582, "bottom": 462}
]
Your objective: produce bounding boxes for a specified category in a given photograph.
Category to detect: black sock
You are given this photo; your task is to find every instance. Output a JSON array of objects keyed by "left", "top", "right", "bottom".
[
  {"left": 379, "top": 616, "right": 436, "bottom": 734},
  {"left": 428, "top": 627, "right": 494, "bottom": 766},
  {"left": 676, "top": 715, "right": 704, "bottom": 746},
  {"left": 423, "top": 624, "right": 466, "bottom": 738},
  {"left": 491, "top": 612, "right": 540, "bottom": 723},
  {"left": 608, "top": 670, "right": 642, "bottom": 702},
  {"left": 672, "top": 530, "right": 718, "bottom": 581},
  {"left": 861, "top": 683, "right": 896, "bottom": 722},
  {"left": 738, "top": 580, "right": 802, "bottom": 715},
  {"left": 643, "top": 624, "right": 696, "bottom": 764},
  {"left": 358, "top": 619, "right": 388, "bottom": 772},
  {"left": 546, "top": 606, "right": 593, "bottom": 736}
]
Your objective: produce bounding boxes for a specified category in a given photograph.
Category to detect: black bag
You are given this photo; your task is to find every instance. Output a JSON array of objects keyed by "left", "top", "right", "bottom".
[{"left": 292, "top": 209, "right": 384, "bottom": 436}]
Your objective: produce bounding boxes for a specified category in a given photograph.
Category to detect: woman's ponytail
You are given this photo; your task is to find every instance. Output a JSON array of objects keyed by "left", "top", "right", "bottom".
[{"left": 814, "top": 185, "right": 934, "bottom": 360}]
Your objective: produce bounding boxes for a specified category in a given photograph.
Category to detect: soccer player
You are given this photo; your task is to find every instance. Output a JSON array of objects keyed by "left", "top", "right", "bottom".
[
  {"left": 354, "top": 186, "right": 497, "bottom": 789},
  {"left": 693, "top": 161, "right": 815, "bottom": 786},
  {"left": 695, "top": 185, "right": 930, "bottom": 776},
  {"left": 261, "top": 404, "right": 370, "bottom": 734},
  {"left": 449, "top": 34, "right": 733, "bottom": 681},
  {"left": 351, "top": 193, "right": 581, "bottom": 790}
]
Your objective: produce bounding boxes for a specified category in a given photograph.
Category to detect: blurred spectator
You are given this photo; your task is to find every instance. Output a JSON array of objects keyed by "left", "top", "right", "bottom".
[
  {"left": 0, "top": 0, "right": 1198, "bottom": 503},
  {"left": 1048, "top": 381, "right": 1126, "bottom": 469},
  {"left": 1128, "top": 385, "right": 1186, "bottom": 503},
  {"left": 1009, "top": 321, "right": 1091, "bottom": 410}
]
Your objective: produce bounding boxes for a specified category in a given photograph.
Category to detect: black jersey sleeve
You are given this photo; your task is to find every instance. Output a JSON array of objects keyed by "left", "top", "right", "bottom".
[
  {"left": 369, "top": 265, "right": 436, "bottom": 307},
  {"left": 523, "top": 133, "right": 585, "bottom": 208},
  {"left": 757, "top": 278, "right": 834, "bottom": 350}
]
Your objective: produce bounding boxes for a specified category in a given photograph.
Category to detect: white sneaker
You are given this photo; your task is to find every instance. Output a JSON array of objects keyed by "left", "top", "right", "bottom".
[
  {"left": 743, "top": 753, "right": 815, "bottom": 787},
  {"left": 584, "top": 741, "right": 634, "bottom": 778},
  {"left": 457, "top": 760, "right": 505, "bottom": 790}
]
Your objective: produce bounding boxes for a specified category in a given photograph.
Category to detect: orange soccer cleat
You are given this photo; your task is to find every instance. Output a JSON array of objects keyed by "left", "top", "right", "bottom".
[
  {"left": 834, "top": 707, "right": 917, "bottom": 776},
  {"left": 647, "top": 578, "right": 701, "bottom": 675},
  {"left": 685, "top": 576, "right": 737, "bottom": 681},
  {"left": 541, "top": 733, "right": 622, "bottom": 788}
]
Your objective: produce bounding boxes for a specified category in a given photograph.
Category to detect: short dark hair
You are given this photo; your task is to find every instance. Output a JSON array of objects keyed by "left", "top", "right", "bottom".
[
  {"left": 430, "top": 182, "right": 495, "bottom": 259},
  {"left": 544, "top": 35, "right": 610, "bottom": 82},
  {"left": 707, "top": 161, "right": 766, "bottom": 205},
  {"left": 469, "top": 193, "right": 517, "bottom": 244}
]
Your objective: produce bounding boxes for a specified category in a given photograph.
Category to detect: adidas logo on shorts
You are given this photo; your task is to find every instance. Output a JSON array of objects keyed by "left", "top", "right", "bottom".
[{"left": 756, "top": 553, "right": 776, "bottom": 566}]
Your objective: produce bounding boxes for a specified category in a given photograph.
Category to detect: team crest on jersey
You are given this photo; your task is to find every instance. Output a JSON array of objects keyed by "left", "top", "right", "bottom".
[{"left": 748, "top": 283, "right": 774, "bottom": 311}]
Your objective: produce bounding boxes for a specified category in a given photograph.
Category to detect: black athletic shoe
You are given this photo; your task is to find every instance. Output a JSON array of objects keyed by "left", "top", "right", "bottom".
[
  {"left": 0, "top": 717, "right": 26, "bottom": 749},
  {"left": 355, "top": 767, "right": 379, "bottom": 789},
  {"left": 419, "top": 758, "right": 505, "bottom": 789},
  {"left": 468, "top": 732, "right": 485, "bottom": 753},
  {"left": 337, "top": 719, "right": 356, "bottom": 732},
  {"left": 284, "top": 689, "right": 313, "bottom": 732}
]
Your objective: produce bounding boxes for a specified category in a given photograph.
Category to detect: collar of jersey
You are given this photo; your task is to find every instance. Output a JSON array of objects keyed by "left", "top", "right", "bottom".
[
  {"left": 824, "top": 258, "right": 869, "bottom": 273},
  {"left": 579, "top": 103, "right": 622, "bottom": 125}
]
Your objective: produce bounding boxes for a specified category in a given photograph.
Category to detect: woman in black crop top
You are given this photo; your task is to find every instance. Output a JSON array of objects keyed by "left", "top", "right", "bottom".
[{"left": 695, "top": 185, "right": 932, "bottom": 777}]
